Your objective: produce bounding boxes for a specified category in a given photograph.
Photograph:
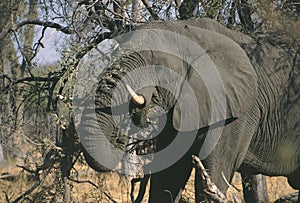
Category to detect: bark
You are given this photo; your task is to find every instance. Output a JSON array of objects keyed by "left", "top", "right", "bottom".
[
  {"left": 0, "top": 1, "right": 22, "bottom": 159},
  {"left": 60, "top": 121, "right": 79, "bottom": 203},
  {"left": 21, "top": 0, "right": 38, "bottom": 76},
  {"left": 63, "top": 177, "right": 71, "bottom": 203},
  {"left": 0, "top": 144, "right": 5, "bottom": 163},
  {"left": 132, "top": 0, "right": 143, "bottom": 22}
]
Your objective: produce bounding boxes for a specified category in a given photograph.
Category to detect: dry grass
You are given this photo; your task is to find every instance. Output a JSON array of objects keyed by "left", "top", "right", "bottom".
[
  {"left": 183, "top": 170, "right": 297, "bottom": 203},
  {"left": 0, "top": 162, "right": 297, "bottom": 203},
  {"left": 0, "top": 165, "right": 295, "bottom": 203}
]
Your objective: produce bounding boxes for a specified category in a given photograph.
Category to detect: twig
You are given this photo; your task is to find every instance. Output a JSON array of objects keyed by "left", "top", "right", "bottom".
[
  {"left": 12, "top": 180, "right": 41, "bottom": 203},
  {"left": 12, "top": 149, "right": 57, "bottom": 203},
  {"left": 68, "top": 177, "right": 98, "bottom": 188},
  {"left": 192, "top": 155, "right": 227, "bottom": 203},
  {"left": 3, "top": 75, "right": 59, "bottom": 89},
  {"left": 0, "top": 173, "right": 17, "bottom": 181},
  {"left": 5, "top": 193, "right": 9, "bottom": 203},
  {"left": 16, "top": 165, "right": 35, "bottom": 173},
  {"left": 68, "top": 176, "right": 117, "bottom": 203},
  {"left": 221, "top": 172, "right": 242, "bottom": 203},
  {"left": 221, "top": 172, "right": 241, "bottom": 192}
]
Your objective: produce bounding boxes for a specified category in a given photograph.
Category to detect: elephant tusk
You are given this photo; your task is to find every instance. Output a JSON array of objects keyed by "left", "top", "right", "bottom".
[{"left": 125, "top": 84, "right": 145, "bottom": 105}]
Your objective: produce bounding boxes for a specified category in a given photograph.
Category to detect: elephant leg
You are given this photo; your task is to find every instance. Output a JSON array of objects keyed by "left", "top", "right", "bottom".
[
  {"left": 287, "top": 169, "right": 300, "bottom": 203},
  {"left": 148, "top": 153, "right": 193, "bottom": 203},
  {"left": 241, "top": 173, "right": 269, "bottom": 203},
  {"left": 287, "top": 168, "right": 300, "bottom": 190},
  {"left": 194, "top": 168, "right": 205, "bottom": 203}
]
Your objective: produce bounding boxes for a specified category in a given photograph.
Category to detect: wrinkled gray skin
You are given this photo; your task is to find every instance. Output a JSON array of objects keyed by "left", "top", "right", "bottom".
[{"left": 80, "top": 18, "right": 300, "bottom": 202}]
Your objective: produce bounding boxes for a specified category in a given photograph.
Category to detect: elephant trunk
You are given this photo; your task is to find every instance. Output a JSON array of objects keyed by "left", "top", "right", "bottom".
[{"left": 79, "top": 108, "right": 126, "bottom": 172}]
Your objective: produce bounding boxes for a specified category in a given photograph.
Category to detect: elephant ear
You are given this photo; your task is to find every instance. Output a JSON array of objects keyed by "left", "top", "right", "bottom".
[{"left": 172, "top": 30, "right": 257, "bottom": 131}]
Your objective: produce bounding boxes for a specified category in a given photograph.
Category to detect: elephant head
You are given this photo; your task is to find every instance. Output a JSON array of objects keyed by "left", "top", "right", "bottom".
[{"left": 74, "top": 18, "right": 258, "bottom": 174}]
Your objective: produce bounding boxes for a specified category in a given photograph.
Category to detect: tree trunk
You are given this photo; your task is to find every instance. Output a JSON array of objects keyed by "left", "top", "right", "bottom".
[
  {"left": 0, "top": 144, "right": 5, "bottom": 164},
  {"left": 21, "top": 0, "right": 38, "bottom": 76},
  {"left": 132, "top": 0, "right": 143, "bottom": 22},
  {"left": 242, "top": 174, "right": 270, "bottom": 203},
  {"left": 237, "top": 0, "right": 254, "bottom": 32},
  {"left": 63, "top": 176, "right": 71, "bottom": 203}
]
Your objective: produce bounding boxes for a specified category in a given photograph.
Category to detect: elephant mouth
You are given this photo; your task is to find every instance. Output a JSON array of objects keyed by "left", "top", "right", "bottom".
[
  {"left": 129, "top": 104, "right": 166, "bottom": 130},
  {"left": 124, "top": 105, "right": 168, "bottom": 154},
  {"left": 130, "top": 107, "right": 151, "bottom": 128}
]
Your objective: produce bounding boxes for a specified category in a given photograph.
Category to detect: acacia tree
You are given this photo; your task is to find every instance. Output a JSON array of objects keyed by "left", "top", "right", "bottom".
[{"left": 0, "top": 0, "right": 299, "bottom": 202}]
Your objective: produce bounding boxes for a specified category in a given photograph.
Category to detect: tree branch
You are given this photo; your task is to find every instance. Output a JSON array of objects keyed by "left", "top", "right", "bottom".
[
  {"left": 75, "top": 31, "right": 113, "bottom": 59},
  {"left": 2, "top": 74, "right": 60, "bottom": 90},
  {"left": 192, "top": 155, "right": 227, "bottom": 203},
  {"left": 0, "top": 19, "right": 73, "bottom": 40},
  {"left": 141, "top": 0, "right": 160, "bottom": 20},
  {"left": 12, "top": 149, "right": 58, "bottom": 203},
  {"left": 68, "top": 177, "right": 118, "bottom": 203},
  {"left": 236, "top": 0, "right": 254, "bottom": 32},
  {"left": 14, "top": 19, "right": 73, "bottom": 34}
]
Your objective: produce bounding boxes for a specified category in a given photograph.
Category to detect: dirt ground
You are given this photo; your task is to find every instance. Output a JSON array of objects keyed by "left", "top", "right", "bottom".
[{"left": 0, "top": 162, "right": 297, "bottom": 203}]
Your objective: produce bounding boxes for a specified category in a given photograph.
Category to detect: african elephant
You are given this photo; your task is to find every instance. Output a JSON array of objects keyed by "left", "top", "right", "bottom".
[{"left": 74, "top": 18, "right": 300, "bottom": 202}]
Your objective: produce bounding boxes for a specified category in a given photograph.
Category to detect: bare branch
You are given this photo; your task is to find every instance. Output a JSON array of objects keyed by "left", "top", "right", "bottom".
[
  {"left": 0, "top": 19, "right": 73, "bottom": 40},
  {"left": 222, "top": 172, "right": 243, "bottom": 203},
  {"left": 12, "top": 180, "right": 41, "bottom": 203},
  {"left": 141, "top": 0, "right": 160, "bottom": 20},
  {"left": 69, "top": 177, "right": 118, "bottom": 203},
  {"left": 68, "top": 177, "right": 98, "bottom": 188},
  {"left": 192, "top": 155, "right": 227, "bottom": 203},
  {"left": 14, "top": 19, "right": 73, "bottom": 34},
  {"left": 2, "top": 74, "right": 60, "bottom": 91},
  {"left": 75, "top": 31, "right": 113, "bottom": 59},
  {"left": 16, "top": 165, "right": 35, "bottom": 173},
  {"left": 11, "top": 149, "right": 59, "bottom": 202},
  {"left": 0, "top": 173, "right": 18, "bottom": 181}
]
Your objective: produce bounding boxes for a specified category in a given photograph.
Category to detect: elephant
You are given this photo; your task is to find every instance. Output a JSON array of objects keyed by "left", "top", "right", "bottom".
[{"left": 74, "top": 18, "right": 300, "bottom": 202}]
